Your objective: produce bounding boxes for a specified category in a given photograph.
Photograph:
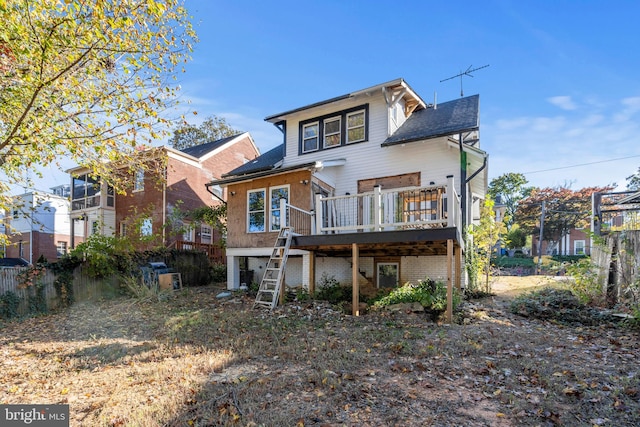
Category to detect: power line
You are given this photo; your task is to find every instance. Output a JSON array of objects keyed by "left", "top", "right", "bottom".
[{"left": 523, "top": 154, "right": 640, "bottom": 175}]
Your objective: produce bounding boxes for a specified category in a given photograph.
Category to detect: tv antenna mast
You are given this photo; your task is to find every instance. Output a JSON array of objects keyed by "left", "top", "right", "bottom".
[{"left": 440, "top": 64, "right": 489, "bottom": 97}]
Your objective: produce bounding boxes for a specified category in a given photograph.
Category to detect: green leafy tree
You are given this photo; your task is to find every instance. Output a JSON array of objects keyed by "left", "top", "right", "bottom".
[
  {"left": 190, "top": 204, "right": 227, "bottom": 243},
  {"left": 516, "top": 186, "right": 613, "bottom": 254},
  {"left": 468, "top": 199, "right": 507, "bottom": 292},
  {"left": 505, "top": 225, "right": 527, "bottom": 249},
  {"left": 488, "top": 172, "right": 534, "bottom": 230},
  {"left": 626, "top": 167, "right": 640, "bottom": 191},
  {"left": 0, "top": 0, "right": 196, "bottom": 211},
  {"left": 169, "top": 115, "right": 240, "bottom": 150}
]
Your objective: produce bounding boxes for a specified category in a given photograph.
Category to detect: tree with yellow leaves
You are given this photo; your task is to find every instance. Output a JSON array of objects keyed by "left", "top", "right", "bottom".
[{"left": 0, "top": 0, "right": 196, "bottom": 199}]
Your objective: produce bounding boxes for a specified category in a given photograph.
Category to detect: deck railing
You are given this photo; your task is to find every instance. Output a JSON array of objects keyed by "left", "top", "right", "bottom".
[
  {"left": 280, "top": 200, "right": 314, "bottom": 236},
  {"left": 284, "top": 176, "right": 460, "bottom": 236}
]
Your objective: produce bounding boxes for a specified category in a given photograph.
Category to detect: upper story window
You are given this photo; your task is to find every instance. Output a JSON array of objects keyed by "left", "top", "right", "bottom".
[
  {"left": 298, "top": 104, "right": 368, "bottom": 155},
  {"left": 323, "top": 117, "right": 341, "bottom": 148},
  {"left": 347, "top": 110, "right": 366, "bottom": 143},
  {"left": 134, "top": 170, "right": 144, "bottom": 192},
  {"left": 302, "top": 122, "right": 319, "bottom": 153},
  {"left": 71, "top": 174, "right": 114, "bottom": 211}
]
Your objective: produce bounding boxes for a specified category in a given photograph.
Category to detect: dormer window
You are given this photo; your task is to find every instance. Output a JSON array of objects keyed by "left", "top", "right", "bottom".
[{"left": 298, "top": 104, "right": 368, "bottom": 155}]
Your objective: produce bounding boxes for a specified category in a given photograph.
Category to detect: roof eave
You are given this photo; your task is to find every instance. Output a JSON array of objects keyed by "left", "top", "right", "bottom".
[
  {"left": 381, "top": 125, "right": 479, "bottom": 147},
  {"left": 212, "top": 162, "right": 317, "bottom": 186},
  {"left": 265, "top": 78, "right": 425, "bottom": 123}
]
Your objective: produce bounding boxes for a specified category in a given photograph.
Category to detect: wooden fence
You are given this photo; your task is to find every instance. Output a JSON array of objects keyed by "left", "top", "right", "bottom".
[
  {"left": 0, "top": 266, "right": 118, "bottom": 317},
  {"left": 592, "top": 230, "right": 640, "bottom": 303}
]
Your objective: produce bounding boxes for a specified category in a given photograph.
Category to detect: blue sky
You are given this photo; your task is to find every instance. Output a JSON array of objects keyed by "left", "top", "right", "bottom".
[{"left": 28, "top": 0, "right": 640, "bottom": 193}]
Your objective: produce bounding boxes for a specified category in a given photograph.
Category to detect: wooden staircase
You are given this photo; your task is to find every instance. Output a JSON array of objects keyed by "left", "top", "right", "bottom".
[{"left": 253, "top": 227, "right": 293, "bottom": 310}]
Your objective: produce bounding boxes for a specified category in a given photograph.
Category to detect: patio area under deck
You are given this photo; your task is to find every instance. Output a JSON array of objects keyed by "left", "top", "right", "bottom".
[{"left": 282, "top": 177, "right": 465, "bottom": 321}]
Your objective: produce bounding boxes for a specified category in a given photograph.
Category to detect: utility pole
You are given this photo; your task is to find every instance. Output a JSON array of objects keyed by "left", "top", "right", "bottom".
[{"left": 536, "top": 201, "right": 546, "bottom": 275}]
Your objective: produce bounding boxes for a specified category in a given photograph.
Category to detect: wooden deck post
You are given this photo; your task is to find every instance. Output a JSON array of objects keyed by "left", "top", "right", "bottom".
[
  {"left": 455, "top": 245, "right": 462, "bottom": 292},
  {"left": 352, "top": 243, "right": 360, "bottom": 316},
  {"left": 446, "top": 239, "right": 453, "bottom": 323},
  {"left": 308, "top": 251, "right": 316, "bottom": 296}
]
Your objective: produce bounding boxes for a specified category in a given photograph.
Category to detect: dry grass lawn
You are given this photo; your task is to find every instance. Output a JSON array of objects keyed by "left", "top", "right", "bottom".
[{"left": 1, "top": 276, "right": 639, "bottom": 426}]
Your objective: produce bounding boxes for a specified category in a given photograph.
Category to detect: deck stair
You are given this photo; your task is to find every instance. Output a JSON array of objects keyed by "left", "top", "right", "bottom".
[{"left": 253, "top": 227, "right": 293, "bottom": 310}]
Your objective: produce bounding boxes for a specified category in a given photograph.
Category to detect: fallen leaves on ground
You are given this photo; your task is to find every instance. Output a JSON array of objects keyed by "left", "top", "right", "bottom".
[{"left": 0, "top": 281, "right": 638, "bottom": 426}]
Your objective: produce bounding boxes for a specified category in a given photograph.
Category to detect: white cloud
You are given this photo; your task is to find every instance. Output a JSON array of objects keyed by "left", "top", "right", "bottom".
[
  {"left": 547, "top": 95, "right": 577, "bottom": 110},
  {"left": 484, "top": 95, "right": 640, "bottom": 190}
]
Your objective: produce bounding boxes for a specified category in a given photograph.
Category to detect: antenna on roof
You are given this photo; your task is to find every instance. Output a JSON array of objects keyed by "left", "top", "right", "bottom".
[{"left": 440, "top": 64, "right": 489, "bottom": 97}]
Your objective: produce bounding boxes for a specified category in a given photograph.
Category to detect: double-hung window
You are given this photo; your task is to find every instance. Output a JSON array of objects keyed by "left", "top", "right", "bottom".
[
  {"left": 134, "top": 170, "right": 144, "bottom": 192},
  {"left": 270, "top": 185, "right": 289, "bottom": 231},
  {"left": 248, "top": 189, "right": 266, "bottom": 232},
  {"left": 302, "top": 122, "right": 319, "bottom": 153},
  {"left": 347, "top": 110, "right": 366, "bottom": 143},
  {"left": 141, "top": 218, "right": 152, "bottom": 236},
  {"left": 201, "top": 225, "right": 212, "bottom": 244},
  {"left": 323, "top": 117, "right": 341, "bottom": 148},
  {"left": 299, "top": 104, "right": 368, "bottom": 154}
]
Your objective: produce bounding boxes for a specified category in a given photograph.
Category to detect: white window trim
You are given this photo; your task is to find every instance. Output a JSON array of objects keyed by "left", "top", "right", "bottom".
[
  {"left": 133, "top": 169, "right": 144, "bottom": 192},
  {"left": 323, "top": 116, "right": 341, "bottom": 148},
  {"left": 269, "top": 185, "right": 290, "bottom": 232},
  {"left": 141, "top": 217, "right": 153, "bottom": 236},
  {"left": 201, "top": 225, "right": 212, "bottom": 244},
  {"left": 346, "top": 109, "right": 366, "bottom": 144},
  {"left": 574, "top": 240, "right": 586, "bottom": 255},
  {"left": 56, "top": 241, "right": 67, "bottom": 257},
  {"left": 302, "top": 122, "right": 319, "bottom": 153},
  {"left": 182, "top": 222, "right": 194, "bottom": 242},
  {"left": 247, "top": 188, "right": 266, "bottom": 233}
]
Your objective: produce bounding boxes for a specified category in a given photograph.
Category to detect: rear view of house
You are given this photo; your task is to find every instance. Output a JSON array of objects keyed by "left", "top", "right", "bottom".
[{"left": 208, "top": 79, "right": 489, "bottom": 311}]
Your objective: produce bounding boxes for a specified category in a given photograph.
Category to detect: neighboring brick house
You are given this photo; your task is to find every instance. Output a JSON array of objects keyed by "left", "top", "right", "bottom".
[
  {"left": 3, "top": 187, "right": 78, "bottom": 263},
  {"left": 68, "top": 133, "right": 260, "bottom": 262},
  {"left": 208, "top": 79, "right": 488, "bottom": 316},
  {"left": 532, "top": 228, "right": 591, "bottom": 257}
]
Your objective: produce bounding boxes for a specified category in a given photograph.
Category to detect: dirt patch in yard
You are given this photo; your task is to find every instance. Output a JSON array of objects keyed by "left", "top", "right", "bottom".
[{"left": 1, "top": 277, "right": 638, "bottom": 426}]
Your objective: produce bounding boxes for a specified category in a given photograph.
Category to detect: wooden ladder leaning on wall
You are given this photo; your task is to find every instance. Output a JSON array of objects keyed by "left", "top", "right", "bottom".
[{"left": 253, "top": 227, "right": 293, "bottom": 310}]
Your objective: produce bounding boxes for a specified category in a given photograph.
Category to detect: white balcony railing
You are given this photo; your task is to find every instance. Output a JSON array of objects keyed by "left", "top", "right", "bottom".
[{"left": 282, "top": 176, "right": 460, "bottom": 236}]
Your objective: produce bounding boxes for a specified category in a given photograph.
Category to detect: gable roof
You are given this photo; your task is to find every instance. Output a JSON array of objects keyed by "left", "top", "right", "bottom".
[
  {"left": 179, "top": 133, "right": 245, "bottom": 158},
  {"left": 265, "top": 78, "right": 426, "bottom": 123},
  {"left": 382, "top": 94, "right": 479, "bottom": 147}
]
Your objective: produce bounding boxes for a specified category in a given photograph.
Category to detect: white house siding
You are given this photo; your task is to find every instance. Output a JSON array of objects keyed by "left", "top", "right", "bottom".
[
  {"left": 282, "top": 94, "right": 464, "bottom": 197},
  {"left": 313, "top": 255, "right": 464, "bottom": 289},
  {"left": 10, "top": 192, "right": 70, "bottom": 235}
]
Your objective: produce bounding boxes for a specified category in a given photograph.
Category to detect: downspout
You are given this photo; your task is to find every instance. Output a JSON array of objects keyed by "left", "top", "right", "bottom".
[
  {"left": 205, "top": 183, "right": 227, "bottom": 205},
  {"left": 162, "top": 180, "right": 167, "bottom": 245},
  {"left": 465, "top": 154, "right": 488, "bottom": 184},
  {"left": 459, "top": 134, "right": 467, "bottom": 230}
]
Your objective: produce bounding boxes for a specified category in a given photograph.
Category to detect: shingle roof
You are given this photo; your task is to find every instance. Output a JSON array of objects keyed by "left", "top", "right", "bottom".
[
  {"left": 382, "top": 94, "right": 479, "bottom": 147},
  {"left": 222, "top": 144, "right": 285, "bottom": 177},
  {"left": 180, "top": 133, "right": 244, "bottom": 158},
  {"left": 0, "top": 258, "right": 30, "bottom": 267}
]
